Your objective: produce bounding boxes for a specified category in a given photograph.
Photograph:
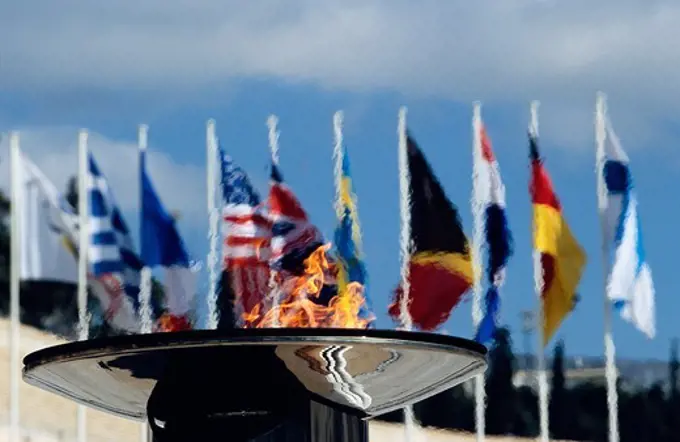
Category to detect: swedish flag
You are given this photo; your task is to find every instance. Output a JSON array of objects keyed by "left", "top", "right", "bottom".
[{"left": 333, "top": 145, "right": 374, "bottom": 324}]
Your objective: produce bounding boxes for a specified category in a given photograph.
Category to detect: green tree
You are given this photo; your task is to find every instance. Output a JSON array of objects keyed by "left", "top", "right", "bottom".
[
  {"left": 0, "top": 189, "right": 11, "bottom": 314},
  {"left": 485, "top": 327, "right": 516, "bottom": 435},
  {"left": 670, "top": 338, "right": 679, "bottom": 400},
  {"left": 415, "top": 386, "right": 474, "bottom": 431},
  {"left": 549, "top": 340, "right": 568, "bottom": 438},
  {"left": 669, "top": 338, "right": 680, "bottom": 442}
]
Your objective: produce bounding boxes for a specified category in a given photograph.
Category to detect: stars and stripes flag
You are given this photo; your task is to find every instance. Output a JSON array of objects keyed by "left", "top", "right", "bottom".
[{"left": 219, "top": 146, "right": 272, "bottom": 317}]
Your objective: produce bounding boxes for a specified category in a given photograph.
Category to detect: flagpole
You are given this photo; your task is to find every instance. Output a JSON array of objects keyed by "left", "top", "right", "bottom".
[
  {"left": 266, "top": 115, "right": 281, "bottom": 328},
  {"left": 333, "top": 111, "right": 344, "bottom": 220},
  {"left": 9, "top": 131, "right": 21, "bottom": 442},
  {"left": 138, "top": 124, "right": 153, "bottom": 336},
  {"left": 397, "top": 106, "right": 418, "bottom": 441},
  {"left": 595, "top": 91, "right": 620, "bottom": 442},
  {"left": 137, "top": 124, "right": 152, "bottom": 442},
  {"left": 77, "top": 130, "right": 90, "bottom": 442},
  {"left": 471, "top": 101, "right": 486, "bottom": 442},
  {"left": 530, "top": 101, "right": 550, "bottom": 442},
  {"left": 206, "top": 118, "right": 220, "bottom": 330}
]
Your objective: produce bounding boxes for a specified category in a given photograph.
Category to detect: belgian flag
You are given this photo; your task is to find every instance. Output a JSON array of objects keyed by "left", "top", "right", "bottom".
[
  {"left": 388, "top": 134, "right": 474, "bottom": 331},
  {"left": 530, "top": 132, "right": 586, "bottom": 347}
]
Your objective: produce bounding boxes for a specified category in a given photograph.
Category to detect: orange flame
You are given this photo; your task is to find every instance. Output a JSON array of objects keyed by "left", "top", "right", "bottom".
[{"left": 242, "top": 244, "right": 373, "bottom": 329}]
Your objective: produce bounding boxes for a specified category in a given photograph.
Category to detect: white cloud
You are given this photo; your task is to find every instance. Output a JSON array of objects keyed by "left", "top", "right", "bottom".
[
  {"left": 0, "top": 0, "right": 677, "bottom": 151},
  {"left": 2, "top": 1, "right": 678, "bottom": 101},
  {"left": 0, "top": 128, "right": 207, "bottom": 227}
]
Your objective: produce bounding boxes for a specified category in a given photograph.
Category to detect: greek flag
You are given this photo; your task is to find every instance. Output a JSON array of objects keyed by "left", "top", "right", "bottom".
[
  {"left": 601, "top": 118, "right": 655, "bottom": 338},
  {"left": 87, "top": 152, "right": 143, "bottom": 310}
]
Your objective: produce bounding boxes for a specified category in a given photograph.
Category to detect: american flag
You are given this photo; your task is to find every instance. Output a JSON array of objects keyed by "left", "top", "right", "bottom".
[{"left": 219, "top": 148, "right": 272, "bottom": 315}]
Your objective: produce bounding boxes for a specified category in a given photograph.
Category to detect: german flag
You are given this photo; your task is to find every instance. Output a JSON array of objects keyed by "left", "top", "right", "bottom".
[
  {"left": 529, "top": 133, "right": 586, "bottom": 347},
  {"left": 388, "top": 134, "right": 474, "bottom": 331}
]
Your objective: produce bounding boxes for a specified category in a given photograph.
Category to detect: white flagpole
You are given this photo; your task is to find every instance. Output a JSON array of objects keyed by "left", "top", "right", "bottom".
[
  {"left": 471, "top": 101, "right": 486, "bottom": 442},
  {"left": 138, "top": 124, "right": 153, "bottom": 335},
  {"left": 266, "top": 115, "right": 281, "bottom": 327},
  {"left": 206, "top": 119, "right": 220, "bottom": 330},
  {"left": 397, "top": 107, "right": 413, "bottom": 332},
  {"left": 530, "top": 101, "right": 550, "bottom": 442},
  {"left": 137, "top": 124, "right": 152, "bottom": 442},
  {"left": 77, "top": 130, "right": 90, "bottom": 442},
  {"left": 397, "top": 106, "right": 418, "bottom": 441},
  {"left": 9, "top": 131, "right": 21, "bottom": 442},
  {"left": 333, "top": 111, "right": 344, "bottom": 220},
  {"left": 595, "top": 91, "right": 620, "bottom": 442}
]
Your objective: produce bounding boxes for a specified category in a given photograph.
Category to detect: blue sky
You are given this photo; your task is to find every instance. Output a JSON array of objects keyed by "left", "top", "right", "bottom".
[{"left": 1, "top": 0, "right": 678, "bottom": 361}]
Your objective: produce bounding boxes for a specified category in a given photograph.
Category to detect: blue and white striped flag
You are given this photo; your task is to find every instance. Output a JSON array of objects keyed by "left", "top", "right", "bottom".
[
  {"left": 600, "top": 118, "right": 655, "bottom": 338},
  {"left": 87, "top": 153, "right": 145, "bottom": 316}
]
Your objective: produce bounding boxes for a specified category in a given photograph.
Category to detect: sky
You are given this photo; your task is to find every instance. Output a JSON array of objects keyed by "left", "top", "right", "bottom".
[{"left": 1, "top": 0, "right": 678, "bottom": 361}]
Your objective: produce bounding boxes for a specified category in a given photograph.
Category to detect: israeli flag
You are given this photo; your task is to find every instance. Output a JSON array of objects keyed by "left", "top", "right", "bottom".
[{"left": 601, "top": 119, "right": 655, "bottom": 338}]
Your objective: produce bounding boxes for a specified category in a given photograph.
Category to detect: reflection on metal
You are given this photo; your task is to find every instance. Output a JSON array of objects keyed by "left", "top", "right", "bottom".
[
  {"left": 23, "top": 328, "right": 487, "bottom": 442},
  {"left": 322, "top": 346, "right": 372, "bottom": 409}
]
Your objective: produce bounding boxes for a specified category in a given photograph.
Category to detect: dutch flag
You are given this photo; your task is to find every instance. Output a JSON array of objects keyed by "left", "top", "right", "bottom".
[{"left": 473, "top": 123, "right": 513, "bottom": 344}]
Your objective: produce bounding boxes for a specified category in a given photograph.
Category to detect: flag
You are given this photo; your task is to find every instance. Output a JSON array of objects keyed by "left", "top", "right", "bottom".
[
  {"left": 333, "top": 145, "right": 373, "bottom": 322},
  {"left": 267, "top": 160, "right": 336, "bottom": 306},
  {"left": 219, "top": 147, "right": 272, "bottom": 316},
  {"left": 87, "top": 153, "right": 145, "bottom": 316},
  {"left": 16, "top": 151, "right": 78, "bottom": 284},
  {"left": 140, "top": 149, "right": 196, "bottom": 332},
  {"left": 268, "top": 162, "right": 325, "bottom": 274},
  {"left": 18, "top": 151, "right": 139, "bottom": 333},
  {"left": 474, "top": 125, "right": 513, "bottom": 344},
  {"left": 388, "top": 134, "right": 474, "bottom": 331},
  {"left": 600, "top": 118, "right": 655, "bottom": 338},
  {"left": 529, "top": 133, "right": 586, "bottom": 346}
]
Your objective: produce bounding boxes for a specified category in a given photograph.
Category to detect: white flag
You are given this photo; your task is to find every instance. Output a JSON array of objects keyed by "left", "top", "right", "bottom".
[
  {"left": 17, "top": 152, "right": 79, "bottom": 283},
  {"left": 600, "top": 118, "right": 655, "bottom": 338},
  {"left": 18, "top": 151, "right": 140, "bottom": 333}
]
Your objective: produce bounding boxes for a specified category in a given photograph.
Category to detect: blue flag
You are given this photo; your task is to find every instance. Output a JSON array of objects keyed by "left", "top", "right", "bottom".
[{"left": 140, "top": 149, "right": 196, "bottom": 329}]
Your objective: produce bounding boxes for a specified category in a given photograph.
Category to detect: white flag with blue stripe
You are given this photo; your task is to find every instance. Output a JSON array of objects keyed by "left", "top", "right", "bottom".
[{"left": 601, "top": 118, "right": 655, "bottom": 338}]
